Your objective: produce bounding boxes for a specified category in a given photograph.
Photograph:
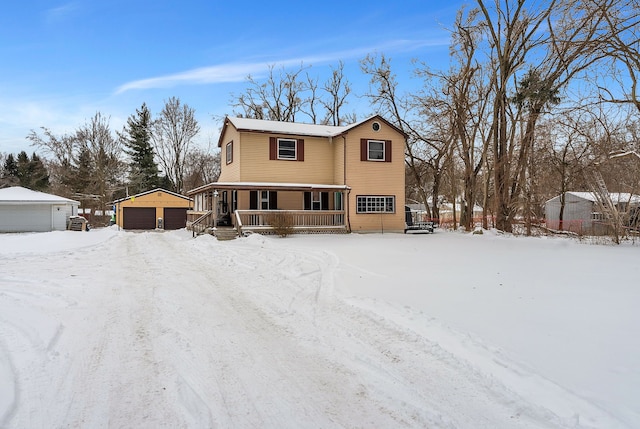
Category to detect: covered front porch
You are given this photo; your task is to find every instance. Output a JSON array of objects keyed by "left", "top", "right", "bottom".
[{"left": 186, "top": 182, "right": 351, "bottom": 237}]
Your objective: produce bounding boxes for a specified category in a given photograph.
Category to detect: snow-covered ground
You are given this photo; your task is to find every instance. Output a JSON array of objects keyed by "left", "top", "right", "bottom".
[{"left": 0, "top": 227, "right": 638, "bottom": 428}]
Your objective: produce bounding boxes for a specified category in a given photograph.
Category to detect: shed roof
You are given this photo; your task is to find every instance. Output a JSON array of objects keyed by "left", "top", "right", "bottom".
[{"left": 0, "top": 186, "right": 78, "bottom": 204}]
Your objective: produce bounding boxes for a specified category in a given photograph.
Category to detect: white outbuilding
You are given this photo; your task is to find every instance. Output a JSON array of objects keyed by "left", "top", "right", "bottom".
[
  {"left": 544, "top": 191, "right": 640, "bottom": 234},
  {"left": 0, "top": 186, "right": 80, "bottom": 232}
]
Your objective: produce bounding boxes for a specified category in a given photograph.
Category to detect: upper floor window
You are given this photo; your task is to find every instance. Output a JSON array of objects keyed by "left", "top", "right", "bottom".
[
  {"left": 269, "top": 137, "right": 305, "bottom": 161},
  {"left": 226, "top": 141, "right": 233, "bottom": 164},
  {"left": 368, "top": 140, "right": 385, "bottom": 161},
  {"left": 360, "top": 139, "right": 392, "bottom": 162},
  {"left": 278, "top": 138, "right": 297, "bottom": 160}
]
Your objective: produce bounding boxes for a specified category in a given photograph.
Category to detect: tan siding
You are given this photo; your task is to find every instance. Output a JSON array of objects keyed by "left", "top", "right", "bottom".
[
  {"left": 333, "top": 136, "right": 346, "bottom": 185},
  {"left": 115, "top": 191, "right": 191, "bottom": 229},
  {"left": 277, "top": 191, "right": 304, "bottom": 209},
  {"left": 344, "top": 119, "right": 406, "bottom": 232},
  {"left": 239, "top": 133, "right": 336, "bottom": 183},
  {"left": 219, "top": 126, "right": 241, "bottom": 182}
]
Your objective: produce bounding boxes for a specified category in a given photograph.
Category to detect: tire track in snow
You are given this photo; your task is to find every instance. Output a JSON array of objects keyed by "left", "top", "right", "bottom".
[{"left": 0, "top": 230, "right": 601, "bottom": 428}]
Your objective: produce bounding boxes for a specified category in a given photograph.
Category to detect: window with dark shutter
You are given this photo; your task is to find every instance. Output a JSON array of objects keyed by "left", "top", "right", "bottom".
[
  {"left": 277, "top": 138, "right": 297, "bottom": 160},
  {"left": 361, "top": 139, "right": 392, "bottom": 162},
  {"left": 226, "top": 141, "right": 233, "bottom": 164}
]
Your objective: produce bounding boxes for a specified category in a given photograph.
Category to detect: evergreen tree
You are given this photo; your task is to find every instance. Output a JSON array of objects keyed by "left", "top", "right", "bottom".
[
  {"left": 16, "top": 151, "right": 30, "bottom": 187},
  {"left": 122, "top": 103, "right": 160, "bottom": 193},
  {"left": 1, "top": 153, "right": 19, "bottom": 187},
  {"left": 73, "top": 147, "right": 94, "bottom": 194},
  {"left": 3, "top": 154, "right": 18, "bottom": 178},
  {"left": 29, "top": 153, "right": 50, "bottom": 191}
]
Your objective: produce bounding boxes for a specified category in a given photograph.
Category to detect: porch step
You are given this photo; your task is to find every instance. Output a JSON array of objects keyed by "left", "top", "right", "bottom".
[{"left": 214, "top": 227, "right": 238, "bottom": 241}]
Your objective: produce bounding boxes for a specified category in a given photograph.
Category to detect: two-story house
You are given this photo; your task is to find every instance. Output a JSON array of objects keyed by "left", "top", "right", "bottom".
[{"left": 186, "top": 115, "right": 406, "bottom": 234}]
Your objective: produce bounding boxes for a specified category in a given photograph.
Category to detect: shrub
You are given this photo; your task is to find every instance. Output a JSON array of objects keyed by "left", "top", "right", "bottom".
[{"left": 266, "top": 211, "right": 295, "bottom": 237}]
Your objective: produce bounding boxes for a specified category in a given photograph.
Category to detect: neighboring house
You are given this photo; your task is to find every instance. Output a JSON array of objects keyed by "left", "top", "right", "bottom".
[
  {"left": 438, "top": 202, "right": 484, "bottom": 223},
  {"left": 112, "top": 188, "right": 192, "bottom": 230},
  {"left": 0, "top": 186, "right": 79, "bottom": 232},
  {"left": 544, "top": 191, "right": 640, "bottom": 233},
  {"left": 187, "top": 115, "right": 406, "bottom": 234}
]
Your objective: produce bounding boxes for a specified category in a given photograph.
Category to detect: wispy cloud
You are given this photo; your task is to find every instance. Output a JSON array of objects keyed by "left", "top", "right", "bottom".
[
  {"left": 114, "top": 38, "right": 447, "bottom": 94},
  {"left": 45, "top": 2, "right": 80, "bottom": 24}
]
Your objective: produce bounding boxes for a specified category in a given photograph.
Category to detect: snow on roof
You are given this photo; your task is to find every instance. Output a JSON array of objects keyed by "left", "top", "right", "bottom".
[
  {"left": 0, "top": 186, "right": 79, "bottom": 204},
  {"left": 565, "top": 191, "right": 640, "bottom": 204},
  {"left": 111, "top": 188, "right": 192, "bottom": 204},
  {"left": 187, "top": 181, "right": 350, "bottom": 195},
  {"left": 227, "top": 117, "right": 351, "bottom": 137}
]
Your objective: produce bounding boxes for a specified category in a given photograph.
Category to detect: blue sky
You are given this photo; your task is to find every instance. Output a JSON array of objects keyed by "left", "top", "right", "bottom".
[{"left": 0, "top": 1, "right": 462, "bottom": 155}]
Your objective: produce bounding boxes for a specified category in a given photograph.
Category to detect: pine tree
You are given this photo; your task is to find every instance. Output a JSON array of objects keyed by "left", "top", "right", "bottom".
[
  {"left": 122, "top": 103, "right": 160, "bottom": 194},
  {"left": 30, "top": 153, "right": 50, "bottom": 191},
  {"left": 16, "top": 151, "right": 29, "bottom": 185},
  {"left": 3, "top": 154, "right": 18, "bottom": 178},
  {"left": 73, "top": 147, "right": 94, "bottom": 194},
  {"left": 1, "top": 153, "right": 19, "bottom": 187}
]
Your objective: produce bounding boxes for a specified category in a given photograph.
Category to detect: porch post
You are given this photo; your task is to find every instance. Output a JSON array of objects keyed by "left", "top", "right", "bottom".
[{"left": 213, "top": 189, "right": 219, "bottom": 230}]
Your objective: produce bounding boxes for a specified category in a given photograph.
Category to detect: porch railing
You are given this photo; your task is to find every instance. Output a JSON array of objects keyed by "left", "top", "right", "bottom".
[
  {"left": 186, "top": 210, "right": 214, "bottom": 236},
  {"left": 236, "top": 210, "right": 346, "bottom": 234}
]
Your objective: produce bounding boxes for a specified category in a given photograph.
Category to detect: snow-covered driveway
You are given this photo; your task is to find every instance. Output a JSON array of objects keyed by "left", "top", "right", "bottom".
[{"left": 0, "top": 229, "right": 635, "bottom": 428}]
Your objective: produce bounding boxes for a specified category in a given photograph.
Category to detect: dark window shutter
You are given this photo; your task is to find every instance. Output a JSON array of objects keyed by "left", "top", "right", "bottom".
[
  {"left": 385, "top": 140, "right": 392, "bottom": 162},
  {"left": 361, "top": 139, "right": 368, "bottom": 161},
  {"left": 250, "top": 191, "right": 258, "bottom": 210},
  {"left": 269, "top": 191, "right": 278, "bottom": 209},
  {"left": 297, "top": 139, "right": 304, "bottom": 161},
  {"left": 304, "top": 192, "right": 311, "bottom": 210},
  {"left": 269, "top": 137, "right": 277, "bottom": 160},
  {"left": 321, "top": 192, "right": 329, "bottom": 210},
  {"left": 226, "top": 141, "right": 233, "bottom": 164}
]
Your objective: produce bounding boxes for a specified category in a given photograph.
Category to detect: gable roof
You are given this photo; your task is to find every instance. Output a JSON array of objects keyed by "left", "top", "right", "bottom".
[
  {"left": 111, "top": 188, "right": 192, "bottom": 204},
  {"left": 217, "top": 115, "right": 407, "bottom": 147},
  {"left": 0, "top": 186, "right": 78, "bottom": 204}
]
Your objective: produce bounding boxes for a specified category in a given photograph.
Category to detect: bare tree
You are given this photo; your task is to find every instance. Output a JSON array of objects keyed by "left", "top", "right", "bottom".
[
  {"left": 183, "top": 148, "right": 221, "bottom": 191},
  {"left": 74, "top": 113, "right": 125, "bottom": 206},
  {"left": 231, "top": 62, "right": 355, "bottom": 125},
  {"left": 362, "top": 53, "right": 454, "bottom": 221},
  {"left": 151, "top": 97, "right": 200, "bottom": 193},
  {"left": 232, "top": 64, "right": 309, "bottom": 122},
  {"left": 321, "top": 61, "right": 352, "bottom": 125}
]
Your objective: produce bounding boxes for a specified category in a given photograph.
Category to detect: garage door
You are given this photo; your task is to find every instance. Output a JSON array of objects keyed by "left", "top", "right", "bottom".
[
  {"left": 123, "top": 207, "right": 156, "bottom": 230},
  {"left": 0, "top": 205, "right": 51, "bottom": 232},
  {"left": 163, "top": 208, "right": 188, "bottom": 230}
]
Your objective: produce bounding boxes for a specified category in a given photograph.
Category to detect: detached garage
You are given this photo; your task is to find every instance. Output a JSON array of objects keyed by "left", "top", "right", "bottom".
[
  {"left": 0, "top": 186, "right": 79, "bottom": 232},
  {"left": 113, "top": 189, "right": 192, "bottom": 230}
]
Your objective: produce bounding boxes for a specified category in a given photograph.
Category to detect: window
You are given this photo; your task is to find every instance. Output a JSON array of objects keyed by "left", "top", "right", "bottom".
[
  {"left": 304, "top": 191, "right": 328, "bottom": 210},
  {"left": 334, "top": 192, "right": 343, "bottom": 211},
  {"left": 278, "top": 139, "right": 296, "bottom": 160},
  {"left": 250, "top": 190, "right": 277, "bottom": 210},
  {"left": 226, "top": 141, "right": 233, "bottom": 164},
  {"left": 356, "top": 196, "right": 396, "bottom": 213},
  {"left": 270, "top": 137, "right": 304, "bottom": 161},
  {"left": 260, "top": 190, "right": 270, "bottom": 209},
  {"left": 368, "top": 140, "right": 385, "bottom": 161},
  {"left": 360, "top": 139, "right": 391, "bottom": 162}
]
